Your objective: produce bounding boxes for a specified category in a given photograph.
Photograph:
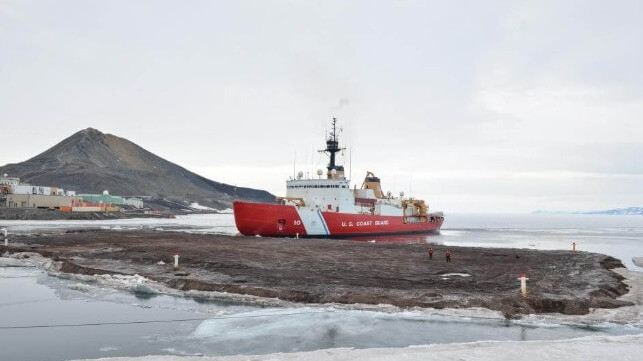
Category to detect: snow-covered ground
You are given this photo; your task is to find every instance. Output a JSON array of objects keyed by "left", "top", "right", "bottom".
[
  {"left": 71, "top": 334, "right": 643, "bottom": 361},
  {"left": 188, "top": 203, "right": 216, "bottom": 211},
  {"left": 0, "top": 213, "right": 237, "bottom": 234}
]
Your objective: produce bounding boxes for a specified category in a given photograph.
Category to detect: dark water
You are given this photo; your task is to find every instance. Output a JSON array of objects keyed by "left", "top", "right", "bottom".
[{"left": 0, "top": 266, "right": 640, "bottom": 361}]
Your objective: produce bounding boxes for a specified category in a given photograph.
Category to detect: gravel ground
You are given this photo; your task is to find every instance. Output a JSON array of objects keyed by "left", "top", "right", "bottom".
[{"left": 1, "top": 229, "right": 632, "bottom": 317}]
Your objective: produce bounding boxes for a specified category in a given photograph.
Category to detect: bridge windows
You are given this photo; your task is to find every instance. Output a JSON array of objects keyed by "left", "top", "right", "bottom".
[{"left": 287, "top": 184, "right": 346, "bottom": 189}]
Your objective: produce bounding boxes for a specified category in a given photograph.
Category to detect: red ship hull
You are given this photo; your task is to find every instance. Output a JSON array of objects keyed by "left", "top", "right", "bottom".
[{"left": 233, "top": 201, "right": 443, "bottom": 237}]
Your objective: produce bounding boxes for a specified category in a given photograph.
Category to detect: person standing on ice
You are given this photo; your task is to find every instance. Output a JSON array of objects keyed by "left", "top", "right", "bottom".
[
  {"left": 428, "top": 247, "right": 434, "bottom": 260},
  {"left": 445, "top": 249, "right": 451, "bottom": 262}
]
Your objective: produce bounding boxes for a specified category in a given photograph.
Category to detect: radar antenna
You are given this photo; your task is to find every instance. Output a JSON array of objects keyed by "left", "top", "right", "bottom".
[{"left": 318, "top": 117, "right": 346, "bottom": 172}]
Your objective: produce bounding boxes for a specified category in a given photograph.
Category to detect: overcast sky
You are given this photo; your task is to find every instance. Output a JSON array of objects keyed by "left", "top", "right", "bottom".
[{"left": 1, "top": 0, "right": 642, "bottom": 212}]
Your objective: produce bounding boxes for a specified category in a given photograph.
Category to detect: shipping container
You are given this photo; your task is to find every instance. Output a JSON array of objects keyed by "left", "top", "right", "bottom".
[
  {"left": 10, "top": 185, "right": 33, "bottom": 195},
  {"left": 72, "top": 206, "right": 104, "bottom": 212},
  {"left": 4, "top": 194, "right": 80, "bottom": 208},
  {"left": 78, "top": 194, "right": 125, "bottom": 205}
]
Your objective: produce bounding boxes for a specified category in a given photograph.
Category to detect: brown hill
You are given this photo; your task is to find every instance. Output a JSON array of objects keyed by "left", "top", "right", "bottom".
[{"left": 0, "top": 128, "right": 274, "bottom": 210}]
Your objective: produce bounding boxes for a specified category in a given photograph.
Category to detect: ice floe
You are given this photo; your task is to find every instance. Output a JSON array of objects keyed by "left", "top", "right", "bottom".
[
  {"left": 69, "top": 334, "right": 643, "bottom": 361},
  {"left": 0, "top": 256, "right": 32, "bottom": 267}
]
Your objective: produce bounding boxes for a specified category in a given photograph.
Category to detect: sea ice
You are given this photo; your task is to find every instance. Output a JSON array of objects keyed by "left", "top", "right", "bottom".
[
  {"left": 99, "top": 346, "right": 120, "bottom": 352},
  {"left": 68, "top": 282, "right": 95, "bottom": 292},
  {"left": 0, "top": 257, "right": 31, "bottom": 267},
  {"left": 69, "top": 334, "right": 643, "bottom": 361}
]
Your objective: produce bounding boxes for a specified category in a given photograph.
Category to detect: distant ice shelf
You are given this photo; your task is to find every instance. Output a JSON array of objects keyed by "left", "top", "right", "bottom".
[{"left": 533, "top": 206, "right": 643, "bottom": 215}]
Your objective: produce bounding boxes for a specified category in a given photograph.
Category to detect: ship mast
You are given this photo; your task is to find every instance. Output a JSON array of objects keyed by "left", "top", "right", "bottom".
[{"left": 319, "top": 118, "right": 346, "bottom": 179}]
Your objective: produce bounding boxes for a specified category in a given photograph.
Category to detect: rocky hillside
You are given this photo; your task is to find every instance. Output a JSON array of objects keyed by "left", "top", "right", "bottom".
[{"left": 0, "top": 128, "right": 274, "bottom": 210}]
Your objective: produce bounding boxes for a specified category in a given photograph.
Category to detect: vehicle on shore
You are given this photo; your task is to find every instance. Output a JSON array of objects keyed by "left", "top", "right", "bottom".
[{"left": 233, "top": 118, "right": 444, "bottom": 237}]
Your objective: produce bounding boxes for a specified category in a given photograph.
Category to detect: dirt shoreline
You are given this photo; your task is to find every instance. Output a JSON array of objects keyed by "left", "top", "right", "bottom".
[
  {"left": 0, "top": 230, "right": 632, "bottom": 318},
  {"left": 0, "top": 208, "right": 176, "bottom": 220}
]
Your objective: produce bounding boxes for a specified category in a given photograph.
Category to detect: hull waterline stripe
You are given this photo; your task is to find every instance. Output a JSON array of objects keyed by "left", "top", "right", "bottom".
[{"left": 317, "top": 210, "right": 330, "bottom": 235}]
